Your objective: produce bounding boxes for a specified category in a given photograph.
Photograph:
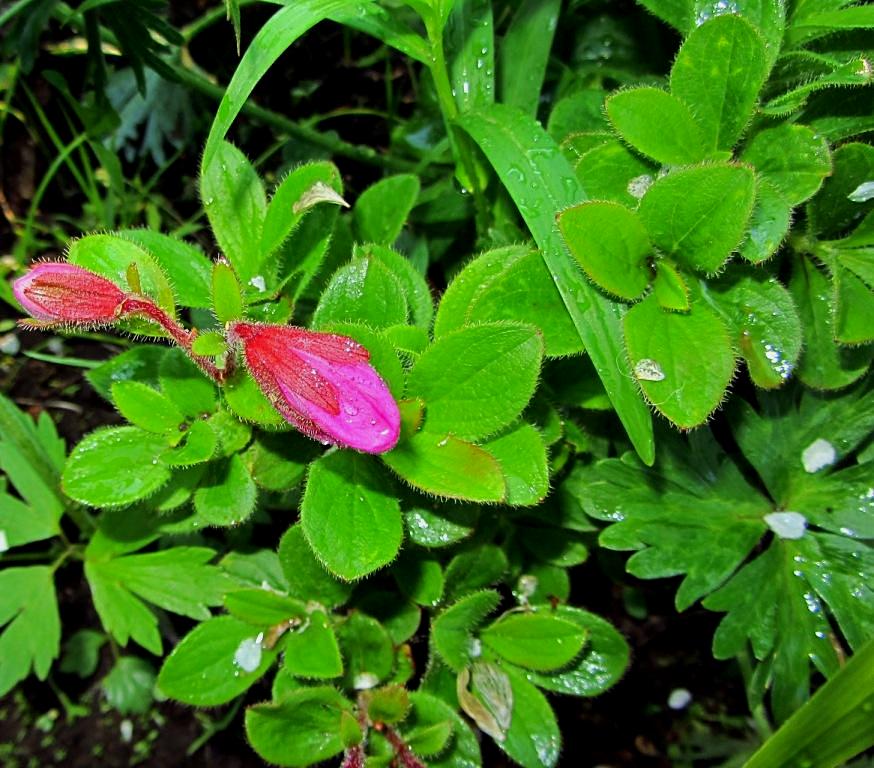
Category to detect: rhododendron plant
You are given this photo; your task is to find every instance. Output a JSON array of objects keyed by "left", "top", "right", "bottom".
[{"left": 13, "top": 261, "right": 400, "bottom": 454}]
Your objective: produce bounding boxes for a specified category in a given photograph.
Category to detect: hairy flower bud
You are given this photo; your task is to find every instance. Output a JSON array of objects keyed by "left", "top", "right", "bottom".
[
  {"left": 13, "top": 262, "right": 128, "bottom": 326},
  {"left": 227, "top": 321, "right": 400, "bottom": 454}
]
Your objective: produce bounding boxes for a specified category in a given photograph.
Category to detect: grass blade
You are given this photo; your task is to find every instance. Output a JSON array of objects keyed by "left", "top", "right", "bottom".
[{"left": 459, "top": 104, "right": 654, "bottom": 464}]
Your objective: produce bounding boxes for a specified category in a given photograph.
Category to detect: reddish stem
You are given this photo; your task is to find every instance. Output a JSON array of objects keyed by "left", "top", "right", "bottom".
[
  {"left": 119, "top": 297, "right": 228, "bottom": 383},
  {"left": 384, "top": 727, "right": 426, "bottom": 768}
]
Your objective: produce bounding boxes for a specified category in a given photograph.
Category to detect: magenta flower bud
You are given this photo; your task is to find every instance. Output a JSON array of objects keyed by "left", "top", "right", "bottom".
[
  {"left": 227, "top": 321, "right": 401, "bottom": 454},
  {"left": 13, "top": 262, "right": 128, "bottom": 326}
]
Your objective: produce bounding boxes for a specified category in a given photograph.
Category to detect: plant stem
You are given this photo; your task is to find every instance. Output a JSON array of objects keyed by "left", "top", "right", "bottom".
[{"left": 119, "top": 297, "right": 228, "bottom": 383}]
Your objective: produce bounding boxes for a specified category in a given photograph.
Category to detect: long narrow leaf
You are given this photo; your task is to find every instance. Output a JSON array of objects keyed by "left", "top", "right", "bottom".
[
  {"left": 202, "top": 0, "right": 373, "bottom": 170},
  {"left": 745, "top": 636, "right": 874, "bottom": 768},
  {"left": 458, "top": 105, "right": 655, "bottom": 464}
]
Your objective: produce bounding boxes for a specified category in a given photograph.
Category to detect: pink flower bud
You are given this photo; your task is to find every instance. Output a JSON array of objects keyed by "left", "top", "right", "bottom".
[
  {"left": 13, "top": 262, "right": 128, "bottom": 325},
  {"left": 227, "top": 321, "right": 400, "bottom": 454}
]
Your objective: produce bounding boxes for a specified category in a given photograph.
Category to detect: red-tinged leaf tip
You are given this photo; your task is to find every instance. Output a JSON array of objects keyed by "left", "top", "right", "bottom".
[
  {"left": 228, "top": 322, "right": 401, "bottom": 454},
  {"left": 13, "top": 262, "right": 128, "bottom": 325}
]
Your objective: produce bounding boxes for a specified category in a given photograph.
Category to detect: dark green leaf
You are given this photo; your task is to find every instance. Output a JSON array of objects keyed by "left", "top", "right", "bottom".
[
  {"left": 481, "top": 613, "right": 586, "bottom": 672},
  {"left": 559, "top": 201, "right": 651, "bottom": 299},
  {"left": 432, "top": 590, "right": 500, "bottom": 671},
  {"left": 407, "top": 323, "right": 542, "bottom": 441},
  {"left": 158, "top": 616, "right": 281, "bottom": 706},
  {"left": 194, "top": 454, "right": 257, "bottom": 527},
  {"left": 244, "top": 686, "right": 351, "bottom": 767},
  {"left": 201, "top": 141, "right": 266, "bottom": 282},
  {"left": 605, "top": 87, "right": 705, "bottom": 165},
  {"left": 354, "top": 174, "right": 420, "bottom": 245},
  {"left": 638, "top": 163, "right": 757, "bottom": 274},
  {"left": 624, "top": 293, "right": 736, "bottom": 428},
  {"left": 278, "top": 524, "right": 353, "bottom": 607},
  {"left": 63, "top": 427, "right": 172, "bottom": 507},
  {"left": 301, "top": 452, "right": 402, "bottom": 581},
  {"left": 670, "top": 14, "right": 768, "bottom": 151}
]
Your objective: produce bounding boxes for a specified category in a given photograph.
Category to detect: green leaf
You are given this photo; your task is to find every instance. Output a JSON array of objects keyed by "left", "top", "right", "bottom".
[
  {"left": 337, "top": 611, "right": 395, "bottom": 689},
  {"left": 356, "top": 243, "right": 433, "bottom": 330},
  {"left": 499, "top": 664, "right": 560, "bottom": 768},
  {"left": 497, "top": 0, "right": 560, "bottom": 116},
  {"left": 578, "top": 428, "right": 770, "bottom": 611},
  {"left": 445, "top": 0, "right": 494, "bottom": 115},
  {"left": 86, "top": 346, "right": 167, "bottom": 401},
  {"left": 278, "top": 524, "right": 352, "bottom": 607},
  {"left": 194, "top": 454, "right": 257, "bottom": 526},
  {"left": 652, "top": 260, "right": 690, "bottom": 311},
  {"left": 301, "top": 452, "right": 402, "bottom": 581},
  {"left": 571, "top": 139, "right": 655, "bottom": 208},
  {"left": 222, "top": 549, "right": 288, "bottom": 591},
  {"left": 158, "top": 348, "right": 217, "bottom": 418},
  {"left": 443, "top": 545, "right": 509, "bottom": 602},
  {"left": 392, "top": 552, "right": 445, "bottom": 607},
  {"left": 404, "top": 503, "right": 479, "bottom": 548},
  {"left": 355, "top": 590, "right": 422, "bottom": 646},
  {"left": 111, "top": 380, "right": 184, "bottom": 434},
  {"left": 605, "top": 87, "right": 705, "bottom": 165},
  {"left": 201, "top": 141, "right": 266, "bottom": 283},
  {"left": 244, "top": 686, "right": 351, "bottom": 767},
  {"left": 282, "top": 610, "right": 344, "bottom": 679},
  {"left": 406, "top": 691, "right": 481, "bottom": 765},
  {"left": 207, "top": 410, "right": 253, "bottom": 456},
  {"left": 434, "top": 245, "right": 582, "bottom": 357},
  {"left": 59, "top": 629, "right": 105, "bottom": 678},
  {"left": 790, "top": 255, "right": 872, "bottom": 389},
  {"left": 432, "top": 590, "right": 500, "bottom": 671},
  {"left": 670, "top": 14, "right": 768, "bottom": 151},
  {"left": 624, "top": 293, "right": 736, "bottom": 428},
  {"left": 223, "top": 367, "right": 285, "bottom": 427},
  {"left": 366, "top": 684, "right": 410, "bottom": 725},
  {"left": 786, "top": 6, "right": 874, "bottom": 47},
  {"left": 481, "top": 613, "right": 586, "bottom": 672},
  {"left": 710, "top": 269, "right": 802, "bottom": 389},
  {"left": 558, "top": 201, "right": 651, "bottom": 300},
  {"left": 459, "top": 105, "right": 655, "bottom": 465},
  {"left": 638, "top": 163, "right": 757, "bottom": 274},
  {"left": 118, "top": 229, "right": 213, "bottom": 308},
  {"left": 382, "top": 430, "right": 506, "bottom": 502},
  {"left": 312, "top": 255, "right": 408, "bottom": 330},
  {"left": 161, "top": 420, "right": 217, "bottom": 467},
  {"left": 745, "top": 635, "right": 874, "bottom": 768},
  {"left": 158, "top": 616, "right": 281, "bottom": 706},
  {"left": 524, "top": 605, "right": 630, "bottom": 697},
  {"left": 834, "top": 266, "right": 874, "bottom": 343},
  {"left": 211, "top": 260, "right": 245, "bottom": 323},
  {"left": 809, "top": 142, "right": 874, "bottom": 238},
  {"left": 261, "top": 161, "right": 344, "bottom": 259},
  {"left": 739, "top": 180, "right": 793, "bottom": 264},
  {"left": 741, "top": 123, "right": 831, "bottom": 205},
  {"left": 85, "top": 546, "right": 228, "bottom": 654},
  {"left": 354, "top": 174, "right": 420, "bottom": 245},
  {"left": 244, "top": 432, "right": 318, "bottom": 492},
  {"left": 481, "top": 422, "right": 548, "bottom": 507},
  {"left": 103, "top": 656, "right": 155, "bottom": 715},
  {"left": 0, "top": 471, "right": 60, "bottom": 550},
  {"left": 224, "top": 588, "right": 305, "bottom": 630},
  {"left": 407, "top": 323, "right": 542, "bottom": 441},
  {"left": 0, "top": 566, "right": 60, "bottom": 696},
  {"left": 63, "top": 427, "right": 172, "bottom": 507}
]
